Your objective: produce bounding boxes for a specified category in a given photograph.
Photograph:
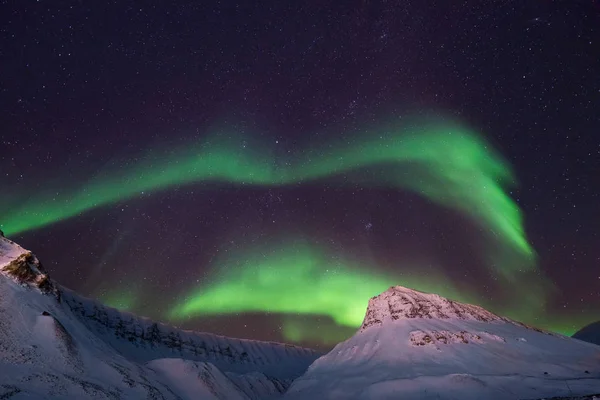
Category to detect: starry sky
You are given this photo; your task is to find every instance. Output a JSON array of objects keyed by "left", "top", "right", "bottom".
[{"left": 1, "top": 0, "right": 599, "bottom": 349}]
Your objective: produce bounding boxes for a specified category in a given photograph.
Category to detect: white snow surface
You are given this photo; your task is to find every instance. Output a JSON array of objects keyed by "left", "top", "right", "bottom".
[
  {"left": 0, "top": 236, "right": 318, "bottom": 399},
  {"left": 285, "top": 286, "right": 600, "bottom": 400},
  {"left": 146, "top": 358, "right": 249, "bottom": 399}
]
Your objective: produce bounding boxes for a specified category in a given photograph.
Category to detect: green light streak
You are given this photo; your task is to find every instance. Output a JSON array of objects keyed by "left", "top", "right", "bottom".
[
  {"left": 100, "top": 289, "right": 137, "bottom": 311},
  {"left": 165, "top": 239, "right": 591, "bottom": 340},
  {"left": 2, "top": 119, "right": 530, "bottom": 275},
  {"left": 281, "top": 316, "right": 357, "bottom": 345},
  {"left": 1, "top": 116, "right": 558, "bottom": 338},
  {"left": 168, "top": 240, "right": 471, "bottom": 328}
]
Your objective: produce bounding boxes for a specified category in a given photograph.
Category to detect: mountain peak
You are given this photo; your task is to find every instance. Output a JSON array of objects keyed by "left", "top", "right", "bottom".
[
  {"left": 360, "top": 285, "right": 506, "bottom": 331},
  {"left": 0, "top": 236, "right": 57, "bottom": 295}
]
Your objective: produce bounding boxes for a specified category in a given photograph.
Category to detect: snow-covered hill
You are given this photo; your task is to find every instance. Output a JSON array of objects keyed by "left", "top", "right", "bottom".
[
  {"left": 0, "top": 235, "right": 319, "bottom": 399},
  {"left": 574, "top": 321, "right": 600, "bottom": 347},
  {"left": 285, "top": 286, "right": 600, "bottom": 400}
]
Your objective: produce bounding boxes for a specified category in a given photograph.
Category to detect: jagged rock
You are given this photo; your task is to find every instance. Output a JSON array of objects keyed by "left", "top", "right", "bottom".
[
  {"left": 0, "top": 237, "right": 59, "bottom": 298},
  {"left": 360, "top": 286, "right": 508, "bottom": 331}
]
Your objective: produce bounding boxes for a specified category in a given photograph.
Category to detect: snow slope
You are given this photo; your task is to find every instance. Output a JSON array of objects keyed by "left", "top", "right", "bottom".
[
  {"left": 574, "top": 321, "right": 600, "bottom": 347},
  {"left": 285, "top": 286, "right": 600, "bottom": 400},
  {"left": 0, "top": 235, "right": 319, "bottom": 399}
]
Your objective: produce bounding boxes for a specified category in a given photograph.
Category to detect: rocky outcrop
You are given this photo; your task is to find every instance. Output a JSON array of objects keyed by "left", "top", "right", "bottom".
[
  {"left": 0, "top": 237, "right": 57, "bottom": 296},
  {"left": 360, "top": 286, "right": 508, "bottom": 331},
  {"left": 409, "top": 329, "right": 507, "bottom": 346}
]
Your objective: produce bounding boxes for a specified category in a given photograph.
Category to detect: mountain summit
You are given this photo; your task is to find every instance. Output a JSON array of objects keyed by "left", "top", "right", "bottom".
[
  {"left": 360, "top": 286, "right": 506, "bottom": 331},
  {"left": 0, "top": 234, "right": 54, "bottom": 292}
]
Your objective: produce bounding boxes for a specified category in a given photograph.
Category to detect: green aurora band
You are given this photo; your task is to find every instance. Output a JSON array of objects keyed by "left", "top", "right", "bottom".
[
  {"left": 168, "top": 240, "right": 486, "bottom": 343},
  {"left": 2, "top": 118, "right": 563, "bottom": 338},
  {"left": 100, "top": 289, "right": 138, "bottom": 312},
  {"left": 281, "top": 316, "right": 358, "bottom": 345},
  {"left": 169, "top": 241, "right": 472, "bottom": 327},
  {"left": 166, "top": 240, "right": 580, "bottom": 341},
  {"left": 2, "top": 119, "right": 531, "bottom": 268}
]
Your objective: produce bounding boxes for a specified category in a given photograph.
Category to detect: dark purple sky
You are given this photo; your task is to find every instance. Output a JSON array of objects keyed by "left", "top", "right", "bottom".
[{"left": 1, "top": 0, "right": 598, "bottom": 349}]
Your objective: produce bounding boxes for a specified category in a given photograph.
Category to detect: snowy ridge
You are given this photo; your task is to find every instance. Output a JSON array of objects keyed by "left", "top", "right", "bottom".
[
  {"left": 147, "top": 358, "right": 250, "bottom": 399},
  {"left": 60, "top": 286, "right": 317, "bottom": 379},
  {"left": 0, "top": 236, "right": 319, "bottom": 399}
]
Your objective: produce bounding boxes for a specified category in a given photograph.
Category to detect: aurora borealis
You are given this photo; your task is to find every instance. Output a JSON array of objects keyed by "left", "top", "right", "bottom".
[
  {"left": 1, "top": 121, "right": 547, "bottom": 326},
  {"left": 2, "top": 120, "right": 533, "bottom": 270},
  {"left": 1, "top": 1, "right": 598, "bottom": 348},
  {"left": 2, "top": 121, "right": 525, "bottom": 256},
  {"left": 168, "top": 240, "right": 469, "bottom": 327}
]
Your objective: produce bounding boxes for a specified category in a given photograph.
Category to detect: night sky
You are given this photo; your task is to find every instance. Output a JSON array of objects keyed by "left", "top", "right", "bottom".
[{"left": 1, "top": 1, "right": 599, "bottom": 350}]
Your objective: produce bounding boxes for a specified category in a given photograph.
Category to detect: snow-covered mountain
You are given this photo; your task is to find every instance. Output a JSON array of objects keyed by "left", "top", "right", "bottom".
[
  {"left": 574, "top": 321, "right": 600, "bottom": 346},
  {"left": 285, "top": 286, "right": 600, "bottom": 400},
  {"left": 3, "top": 234, "right": 600, "bottom": 399},
  {"left": 0, "top": 235, "right": 319, "bottom": 399}
]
